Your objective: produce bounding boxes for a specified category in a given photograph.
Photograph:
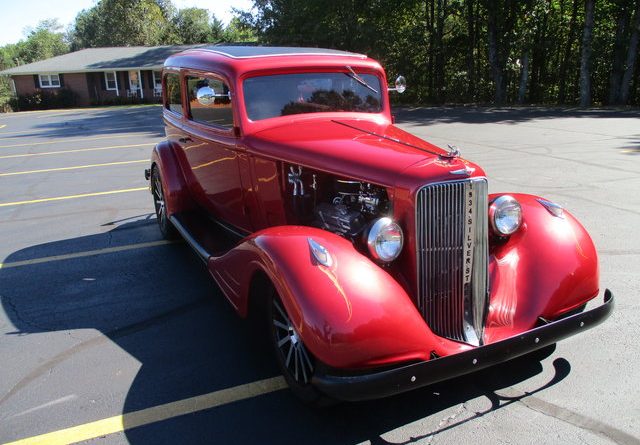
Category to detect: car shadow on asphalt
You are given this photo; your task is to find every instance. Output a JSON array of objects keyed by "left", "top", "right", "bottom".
[
  {"left": 0, "top": 220, "right": 568, "bottom": 444},
  {"left": 1, "top": 105, "right": 165, "bottom": 140}
]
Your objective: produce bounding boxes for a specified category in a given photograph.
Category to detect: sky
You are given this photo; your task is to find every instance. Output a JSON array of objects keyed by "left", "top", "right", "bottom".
[{"left": 0, "top": 0, "right": 254, "bottom": 46}]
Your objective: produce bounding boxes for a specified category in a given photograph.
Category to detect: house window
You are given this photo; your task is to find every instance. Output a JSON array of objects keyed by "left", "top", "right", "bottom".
[
  {"left": 152, "top": 71, "right": 162, "bottom": 90},
  {"left": 186, "top": 75, "right": 233, "bottom": 129},
  {"left": 105, "top": 71, "right": 118, "bottom": 91},
  {"left": 39, "top": 74, "right": 60, "bottom": 88}
]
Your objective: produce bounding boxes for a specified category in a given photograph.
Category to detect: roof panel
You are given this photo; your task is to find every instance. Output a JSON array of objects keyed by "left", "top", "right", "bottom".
[{"left": 196, "top": 46, "right": 365, "bottom": 59}]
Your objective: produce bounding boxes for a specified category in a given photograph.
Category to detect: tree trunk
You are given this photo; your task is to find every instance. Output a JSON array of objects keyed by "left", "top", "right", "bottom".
[
  {"left": 466, "top": 0, "right": 475, "bottom": 101},
  {"left": 487, "top": 1, "right": 505, "bottom": 104},
  {"left": 579, "top": 0, "right": 595, "bottom": 107},
  {"left": 434, "top": 0, "right": 447, "bottom": 103},
  {"left": 559, "top": 0, "right": 579, "bottom": 103},
  {"left": 608, "top": 2, "right": 629, "bottom": 105},
  {"left": 620, "top": 0, "right": 640, "bottom": 104},
  {"left": 518, "top": 52, "right": 529, "bottom": 104}
]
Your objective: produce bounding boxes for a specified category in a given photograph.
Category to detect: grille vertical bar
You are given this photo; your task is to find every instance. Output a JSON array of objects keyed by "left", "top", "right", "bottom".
[{"left": 416, "top": 179, "right": 489, "bottom": 345}]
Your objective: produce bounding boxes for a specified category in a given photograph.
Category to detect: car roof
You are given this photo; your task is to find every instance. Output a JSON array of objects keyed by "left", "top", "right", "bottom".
[
  {"left": 194, "top": 45, "right": 366, "bottom": 59},
  {"left": 164, "top": 45, "right": 382, "bottom": 84}
]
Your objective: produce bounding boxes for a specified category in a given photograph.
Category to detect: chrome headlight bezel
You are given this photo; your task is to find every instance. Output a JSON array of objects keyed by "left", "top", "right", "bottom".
[
  {"left": 489, "top": 195, "right": 522, "bottom": 236},
  {"left": 366, "top": 217, "right": 404, "bottom": 263}
]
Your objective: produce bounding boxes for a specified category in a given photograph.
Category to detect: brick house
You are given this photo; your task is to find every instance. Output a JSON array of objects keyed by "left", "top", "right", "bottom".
[{"left": 0, "top": 45, "right": 201, "bottom": 107}]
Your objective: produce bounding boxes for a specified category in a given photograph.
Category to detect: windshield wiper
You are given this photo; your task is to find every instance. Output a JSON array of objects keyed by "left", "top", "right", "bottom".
[{"left": 345, "top": 66, "right": 378, "bottom": 94}]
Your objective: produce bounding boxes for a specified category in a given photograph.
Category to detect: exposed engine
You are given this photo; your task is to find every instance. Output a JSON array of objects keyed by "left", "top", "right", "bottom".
[{"left": 285, "top": 164, "right": 390, "bottom": 241}]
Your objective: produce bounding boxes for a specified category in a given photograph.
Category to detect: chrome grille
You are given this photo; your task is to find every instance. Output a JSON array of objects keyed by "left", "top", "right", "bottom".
[{"left": 416, "top": 179, "right": 489, "bottom": 345}]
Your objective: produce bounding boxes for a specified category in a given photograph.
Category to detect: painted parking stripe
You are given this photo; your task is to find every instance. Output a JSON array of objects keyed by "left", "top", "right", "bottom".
[
  {"left": 0, "top": 134, "right": 153, "bottom": 149},
  {"left": 0, "top": 125, "right": 161, "bottom": 139},
  {"left": 0, "top": 159, "right": 148, "bottom": 177},
  {"left": 0, "top": 240, "right": 176, "bottom": 269},
  {"left": 0, "top": 124, "right": 6, "bottom": 129},
  {"left": 0, "top": 187, "right": 148, "bottom": 208},
  {"left": 0, "top": 143, "right": 153, "bottom": 160},
  {"left": 4, "top": 376, "right": 287, "bottom": 445}
]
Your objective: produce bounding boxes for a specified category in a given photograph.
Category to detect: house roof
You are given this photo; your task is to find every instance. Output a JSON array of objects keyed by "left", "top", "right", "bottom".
[{"left": 0, "top": 45, "right": 204, "bottom": 76}]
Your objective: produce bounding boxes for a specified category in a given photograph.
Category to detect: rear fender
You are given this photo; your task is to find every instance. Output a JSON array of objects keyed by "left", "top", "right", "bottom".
[
  {"left": 209, "top": 226, "right": 469, "bottom": 369},
  {"left": 485, "top": 193, "right": 599, "bottom": 343},
  {"left": 151, "top": 141, "right": 193, "bottom": 216}
]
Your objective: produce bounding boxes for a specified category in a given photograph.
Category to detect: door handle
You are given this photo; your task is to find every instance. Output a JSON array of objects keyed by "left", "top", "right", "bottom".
[{"left": 179, "top": 137, "right": 193, "bottom": 143}]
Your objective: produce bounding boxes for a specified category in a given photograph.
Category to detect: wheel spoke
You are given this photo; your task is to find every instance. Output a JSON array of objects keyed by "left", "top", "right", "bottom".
[
  {"left": 300, "top": 347, "right": 308, "bottom": 383},
  {"left": 285, "top": 342, "right": 293, "bottom": 367},
  {"left": 294, "top": 345, "right": 299, "bottom": 381},
  {"left": 273, "top": 320, "right": 289, "bottom": 331},
  {"left": 273, "top": 300, "right": 289, "bottom": 324},
  {"left": 300, "top": 344, "right": 314, "bottom": 374},
  {"left": 277, "top": 335, "right": 291, "bottom": 348}
]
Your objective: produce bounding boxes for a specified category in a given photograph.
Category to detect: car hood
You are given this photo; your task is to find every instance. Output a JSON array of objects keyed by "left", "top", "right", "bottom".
[{"left": 243, "top": 118, "right": 485, "bottom": 189}]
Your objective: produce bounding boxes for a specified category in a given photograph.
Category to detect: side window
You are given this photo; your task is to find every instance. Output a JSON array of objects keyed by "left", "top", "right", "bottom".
[
  {"left": 186, "top": 75, "right": 233, "bottom": 129},
  {"left": 164, "top": 73, "right": 182, "bottom": 115}
]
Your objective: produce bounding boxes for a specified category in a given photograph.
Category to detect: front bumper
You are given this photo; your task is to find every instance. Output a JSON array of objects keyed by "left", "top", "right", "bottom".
[{"left": 313, "top": 289, "right": 614, "bottom": 402}]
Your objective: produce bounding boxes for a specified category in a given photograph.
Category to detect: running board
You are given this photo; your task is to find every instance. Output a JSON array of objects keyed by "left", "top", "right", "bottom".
[
  {"left": 169, "top": 214, "right": 210, "bottom": 262},
  {"left": 169, "top": 212, "right": 242, "bottom": 262}
]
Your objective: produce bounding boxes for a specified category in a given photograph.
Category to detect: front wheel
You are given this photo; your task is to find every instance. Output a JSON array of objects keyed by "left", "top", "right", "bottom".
[
  {"left": 268, "top": 289, "right": 328, "bottom": 404},
  {"left": 151, "top": 166, "right": 177, "bottom": 240}
]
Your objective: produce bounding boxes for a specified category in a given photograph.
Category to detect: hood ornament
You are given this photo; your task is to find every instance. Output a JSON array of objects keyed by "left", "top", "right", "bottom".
[
  {"left": 450, "top": 165, "right": 476, "bottom": 176},
  {"left": 440, "top": 144, "right": 461, "bottom": 160}
]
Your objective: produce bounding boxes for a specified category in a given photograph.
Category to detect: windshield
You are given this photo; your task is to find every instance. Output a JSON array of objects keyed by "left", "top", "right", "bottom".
[{"left": 243, "top": 72, "right": 383, "bottom": 121}]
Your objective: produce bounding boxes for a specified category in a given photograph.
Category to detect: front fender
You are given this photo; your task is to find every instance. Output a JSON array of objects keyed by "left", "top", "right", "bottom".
[
  {"left": 151, "top": 140, "right": 193, "bottom": 217},
  {"left": 485, "top": 193, "right": 599, "bottom": 343},
  {"left": 210, "top": 226, "right": 469, "bottom": 369}
]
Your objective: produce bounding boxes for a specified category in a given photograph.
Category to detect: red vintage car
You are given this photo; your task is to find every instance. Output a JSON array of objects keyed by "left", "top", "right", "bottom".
[{"left": 145, "top": 46, "right": 613, "bottom": 403}]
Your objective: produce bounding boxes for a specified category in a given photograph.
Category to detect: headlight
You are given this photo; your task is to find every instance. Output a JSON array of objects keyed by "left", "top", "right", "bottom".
[
  {"left": 366, "top": 217, "right": 403, "bottom": 262},
  {"left": 490, "top": 195, "right": 522, "bottom": 236}
]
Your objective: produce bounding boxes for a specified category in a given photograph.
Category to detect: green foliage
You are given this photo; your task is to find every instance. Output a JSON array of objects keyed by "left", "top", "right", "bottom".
[
  {"left": 171, "top": 8, "right": 213, "bottom": 44},
  {"left": 0, "top": 20, "right": 70, "bottom": 111},
  {"left": 69, "top": 0, "right": 255, "bottom": 47},
  {"left": 240, "top": 0, "right": 640, "bottom": 106}
]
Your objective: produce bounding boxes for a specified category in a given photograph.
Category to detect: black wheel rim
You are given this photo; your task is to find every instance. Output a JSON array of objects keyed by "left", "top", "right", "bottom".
[
  {"left": 152, "top": 171, "right": 166, "bottom": 224},
  {"left": 272, "top": 298, "right": 314, "bottom": 384}
]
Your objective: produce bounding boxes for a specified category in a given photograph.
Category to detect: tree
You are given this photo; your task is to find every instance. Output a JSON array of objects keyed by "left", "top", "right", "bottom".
[
  {"left": 69, "top": 0, "right": 173, "bottom": 47},
  {"left": 579, "top": 0, "right": 595, "bottom": 107},
  {"left": 20, "top": 20, "right": 69, "bottom": 63},
  {"left": 172, "top": 8, "right": 213, "bottom": 44},
  {"left": 620, "top": 0, "right": 640, "bottom": 104}
]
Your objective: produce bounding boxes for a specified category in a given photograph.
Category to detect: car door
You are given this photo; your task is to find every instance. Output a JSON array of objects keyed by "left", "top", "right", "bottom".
[{"left": 177, "top": 72, "right": 251, "bottom": 233}]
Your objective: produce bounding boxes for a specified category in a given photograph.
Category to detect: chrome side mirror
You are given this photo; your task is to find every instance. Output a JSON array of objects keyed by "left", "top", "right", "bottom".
[
  {"left": 196, "top": 86, "right": 216, "bottom": 105},
  {"left": 388, "top": 75, "right": 406, "bottom": 94}
]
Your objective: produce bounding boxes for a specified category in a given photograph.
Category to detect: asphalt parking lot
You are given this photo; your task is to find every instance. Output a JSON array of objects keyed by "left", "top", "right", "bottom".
[{"left": 0, "top": 105, "right": 638, "bottom": 445}]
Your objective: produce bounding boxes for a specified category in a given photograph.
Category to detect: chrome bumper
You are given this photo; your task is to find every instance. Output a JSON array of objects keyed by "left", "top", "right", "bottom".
[{"left": 313, "top": 290, "right": 614, "bottom": 402}]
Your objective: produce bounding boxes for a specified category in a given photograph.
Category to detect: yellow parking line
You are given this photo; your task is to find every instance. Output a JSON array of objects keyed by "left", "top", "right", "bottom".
[
  {"left": 0, "top": 134, "right": 152, "bottom": 149},
  {"left": 0, "top": 159, "right": 148, "bottom": 177},
  {"left": 0, "top": 187, "right": 148, "bottom": 208},
  {"left": 0, "top": 125, "right": 160, "bottom": 138},
  {"left": 0, "top": 143, "right": 153, "bottom": 159},
  {"left": 4, "top": 376, "right": 287, "bottom": 445},
  {"left": 0, "top": 124, "right": 6, "bottom": 129},
  {"left": 0, "top": 240, "right": 176, "bottom": 269}
]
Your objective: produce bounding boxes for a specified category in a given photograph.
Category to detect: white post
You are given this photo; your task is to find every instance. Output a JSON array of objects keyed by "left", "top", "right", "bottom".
[
  {"left": 115, "top": 71, "right": 119, "bottom": 97},
  {"left": 138, "top": 70, "right": 144, "bottom": 99}
]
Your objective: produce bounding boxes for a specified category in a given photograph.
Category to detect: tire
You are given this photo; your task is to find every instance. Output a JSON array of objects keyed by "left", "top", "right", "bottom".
[
  {"left": 151, "top": 166, "right": 177, "bottom": 240},
  {"left": 267, "top": 288, "right": 329, "bottom": 405}
]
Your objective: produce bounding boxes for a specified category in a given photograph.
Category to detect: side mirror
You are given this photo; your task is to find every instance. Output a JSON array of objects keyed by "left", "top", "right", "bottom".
[
  {"left": 388, "top": 75, "right": 406, "bottom": 94},
  {"left": 196, "top": 86, "right": 216, "bottom": 105}
]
